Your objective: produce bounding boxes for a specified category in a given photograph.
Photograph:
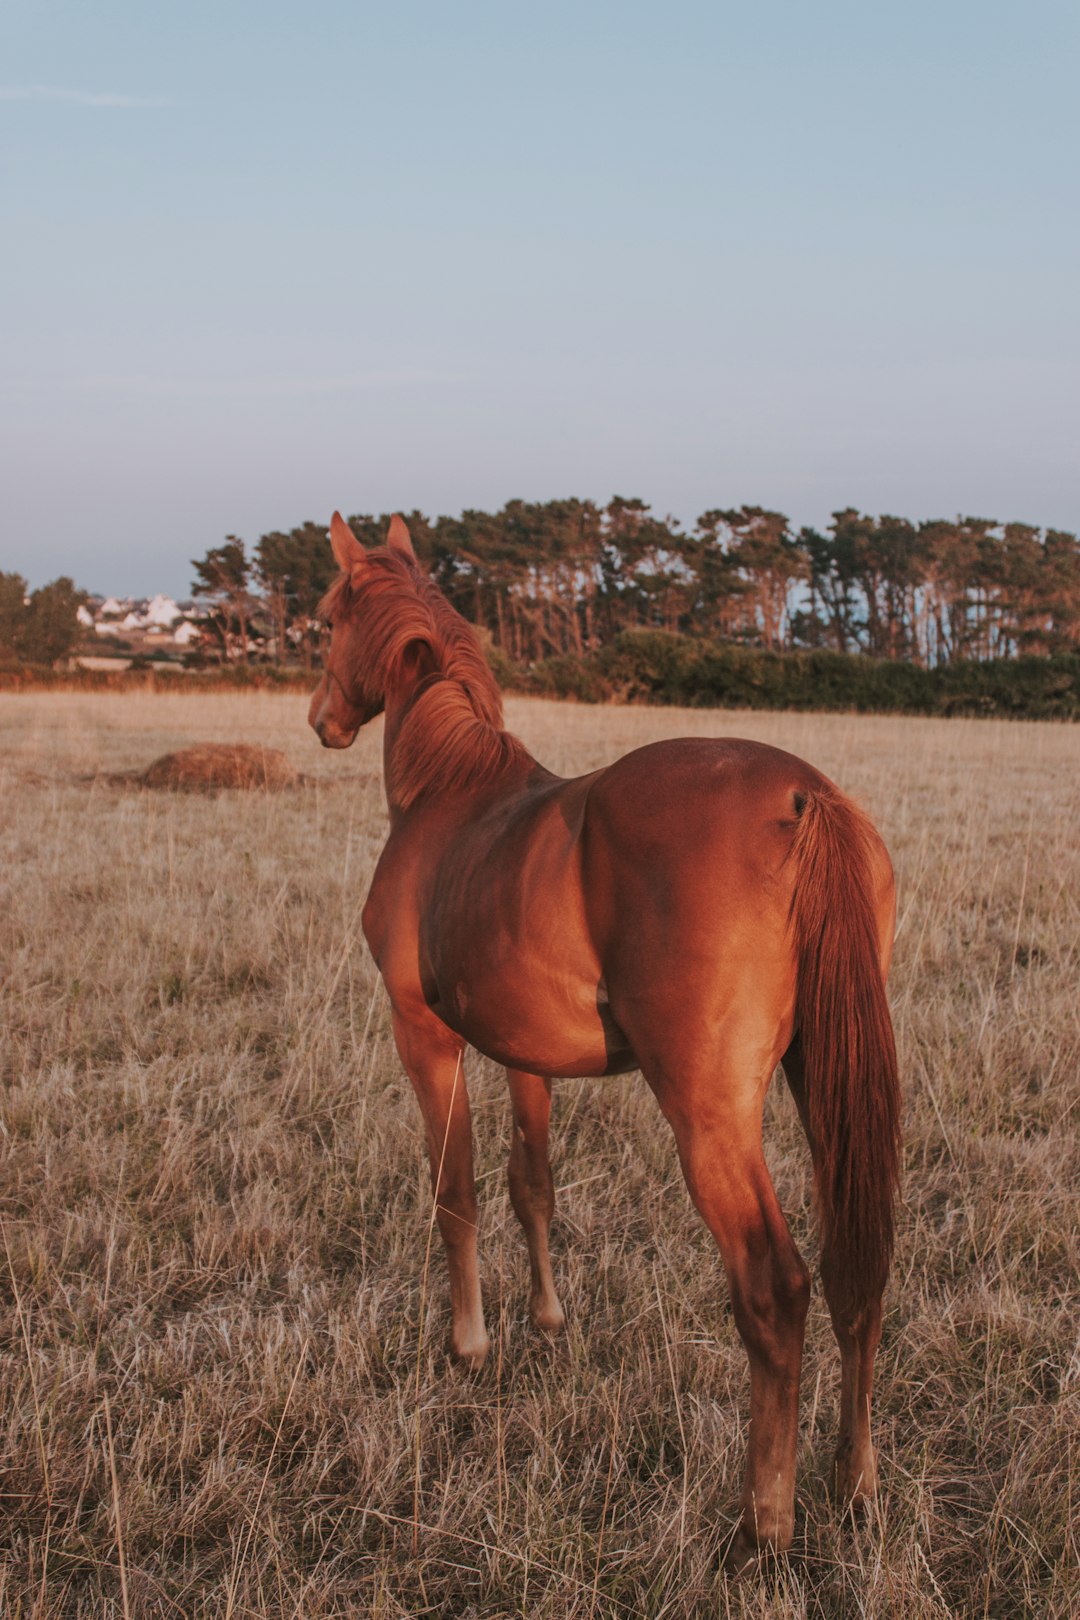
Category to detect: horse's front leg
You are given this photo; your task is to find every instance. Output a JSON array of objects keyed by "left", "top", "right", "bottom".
[
  {"left": 506, "top": 1069, "right": 565, "bottom": 1332},
  {"left": 391, "top": 1003, "right": 490, "bottom": 1368}
]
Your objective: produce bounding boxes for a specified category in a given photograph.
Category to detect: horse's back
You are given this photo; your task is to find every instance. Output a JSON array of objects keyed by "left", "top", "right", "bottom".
[{"left": 587, "top": 735, "right": 820, "bottom": 829}]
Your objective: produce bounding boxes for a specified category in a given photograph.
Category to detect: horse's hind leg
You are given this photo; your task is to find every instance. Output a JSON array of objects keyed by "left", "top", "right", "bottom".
[
  {"left": 783, "top": 1036, "right": 880, "bottom": 1505},
  {"left": 646, "top": 1062, "right": 810, "bottom": 1565},
  {"left": 391, "top": 1004, "right": 490, "bottom": 1369},
  {"left": 506, "top": 1069, "right": 565, "bottom": 1332}
]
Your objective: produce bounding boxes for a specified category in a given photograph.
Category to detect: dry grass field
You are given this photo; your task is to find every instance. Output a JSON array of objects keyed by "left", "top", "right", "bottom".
[{"left": 1, "top": 691, "right": 1077, "bottom": 1619}]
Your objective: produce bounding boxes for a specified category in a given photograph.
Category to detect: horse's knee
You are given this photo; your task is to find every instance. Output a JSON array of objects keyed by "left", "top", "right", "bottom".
[
  {"left": 508, "top": 1133, "right": 553, "bottom": 1217},
  {"left": 433, "top": 1176, "right": 479, "bottom": 1245}
]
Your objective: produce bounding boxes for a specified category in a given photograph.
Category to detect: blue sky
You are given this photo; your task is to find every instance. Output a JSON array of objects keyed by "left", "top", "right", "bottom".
[{"left": 3, "top": 0, "right": 1078, "bottom": 597}]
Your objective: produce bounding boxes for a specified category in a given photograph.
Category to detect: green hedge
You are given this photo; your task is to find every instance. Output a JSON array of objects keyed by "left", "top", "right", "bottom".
[{"left": 504, "top": 632, "right": 1080, "bottom": 719}]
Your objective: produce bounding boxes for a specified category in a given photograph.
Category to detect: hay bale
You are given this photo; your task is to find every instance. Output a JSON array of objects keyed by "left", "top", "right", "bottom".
[{"left": 138, "top": 743, "right": 302, "bottom": 791}]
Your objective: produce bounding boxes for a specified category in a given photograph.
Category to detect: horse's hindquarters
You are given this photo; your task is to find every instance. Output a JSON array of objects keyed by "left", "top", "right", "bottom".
[{"left": 580, "top": 739, "right": 808, "bottom": 1085}]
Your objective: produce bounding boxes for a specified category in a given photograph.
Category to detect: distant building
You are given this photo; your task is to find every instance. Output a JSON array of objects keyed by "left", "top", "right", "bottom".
[{"left": 81, "top": 594, "right": 200, "bottom": 654}]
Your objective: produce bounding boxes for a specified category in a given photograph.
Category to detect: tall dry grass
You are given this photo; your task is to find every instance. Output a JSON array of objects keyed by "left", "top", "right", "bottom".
[{"left": 0, "top": 691, "right": 1077, "bottom": 1618}]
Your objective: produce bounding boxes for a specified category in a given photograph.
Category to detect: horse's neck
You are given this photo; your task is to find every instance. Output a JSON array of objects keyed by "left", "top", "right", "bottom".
[{"left": 382, "top": 665, "right": 531, "bottom": 816}]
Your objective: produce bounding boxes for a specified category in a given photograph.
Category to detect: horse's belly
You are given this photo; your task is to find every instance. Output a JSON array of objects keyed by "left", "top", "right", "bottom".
[{"left": 429, "top": 973, "right": 636, "bottom": 1079}]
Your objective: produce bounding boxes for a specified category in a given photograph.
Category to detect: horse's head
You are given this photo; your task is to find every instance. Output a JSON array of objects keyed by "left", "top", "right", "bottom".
[{"left": 308, "top": 511, "right": 421, "bottom": 748}]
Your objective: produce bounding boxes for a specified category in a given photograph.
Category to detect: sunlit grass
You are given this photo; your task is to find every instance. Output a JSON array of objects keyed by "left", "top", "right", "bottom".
[{"left": 1, "top": 691, "right": 1077, "bottom": 1617}]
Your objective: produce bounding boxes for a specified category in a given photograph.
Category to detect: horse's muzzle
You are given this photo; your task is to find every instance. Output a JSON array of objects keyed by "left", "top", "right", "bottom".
[{"left": 308, "top": 676, "right": 359, "bottom": 749}]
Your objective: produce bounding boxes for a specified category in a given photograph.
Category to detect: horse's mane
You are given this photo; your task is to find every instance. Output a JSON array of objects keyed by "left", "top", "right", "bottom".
[{"left": 319, "top": 550, "right": 530, "bottom": 808}]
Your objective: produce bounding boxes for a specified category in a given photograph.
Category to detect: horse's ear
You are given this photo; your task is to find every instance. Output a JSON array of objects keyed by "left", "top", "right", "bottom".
[
  {"left": 386, "top": 514, "right": 417, "bottom": 564},
  {"left": 329, "top": 512, "right": 367, "bottom": 576}
]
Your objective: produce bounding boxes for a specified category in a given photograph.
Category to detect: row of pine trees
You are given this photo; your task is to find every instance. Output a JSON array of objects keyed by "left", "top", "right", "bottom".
[{"left": 194, "top": 498, "right": 1080, "bottom": 669}]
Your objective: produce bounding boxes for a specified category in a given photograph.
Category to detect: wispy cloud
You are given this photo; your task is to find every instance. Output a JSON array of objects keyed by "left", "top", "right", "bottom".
[{"left": 0, "top": 85, "right": 174, "bottom": 109}]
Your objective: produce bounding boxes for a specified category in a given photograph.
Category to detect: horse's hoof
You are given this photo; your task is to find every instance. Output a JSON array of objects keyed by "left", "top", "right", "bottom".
[
  {"left": 721, "top": 1526, "right": 761, "bottom": 1577},
  {"left": 529, "top": 1297, "right": 566, "bottom": 1333},
  {"left": 721, "top": 1523, "right": 791, "bottom": 1577},
  {"left": 450, "top": 1330, "right": 491, "bottom": 1370}
]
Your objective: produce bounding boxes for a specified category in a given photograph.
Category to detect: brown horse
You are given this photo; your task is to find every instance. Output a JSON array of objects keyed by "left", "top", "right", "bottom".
[{"left": 309, "top": 513, "right": 901, "bottom": 1568}]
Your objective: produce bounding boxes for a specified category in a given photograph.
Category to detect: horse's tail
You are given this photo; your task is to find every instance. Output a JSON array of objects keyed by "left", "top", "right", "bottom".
[{"left": 789, "top": 784, "right": 901, "bottom": 1312}]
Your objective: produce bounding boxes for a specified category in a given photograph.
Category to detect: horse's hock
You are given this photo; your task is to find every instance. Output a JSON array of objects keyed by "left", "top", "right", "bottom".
[{"left": 137, "top": 743, "right": 302, "bottom": 791}]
